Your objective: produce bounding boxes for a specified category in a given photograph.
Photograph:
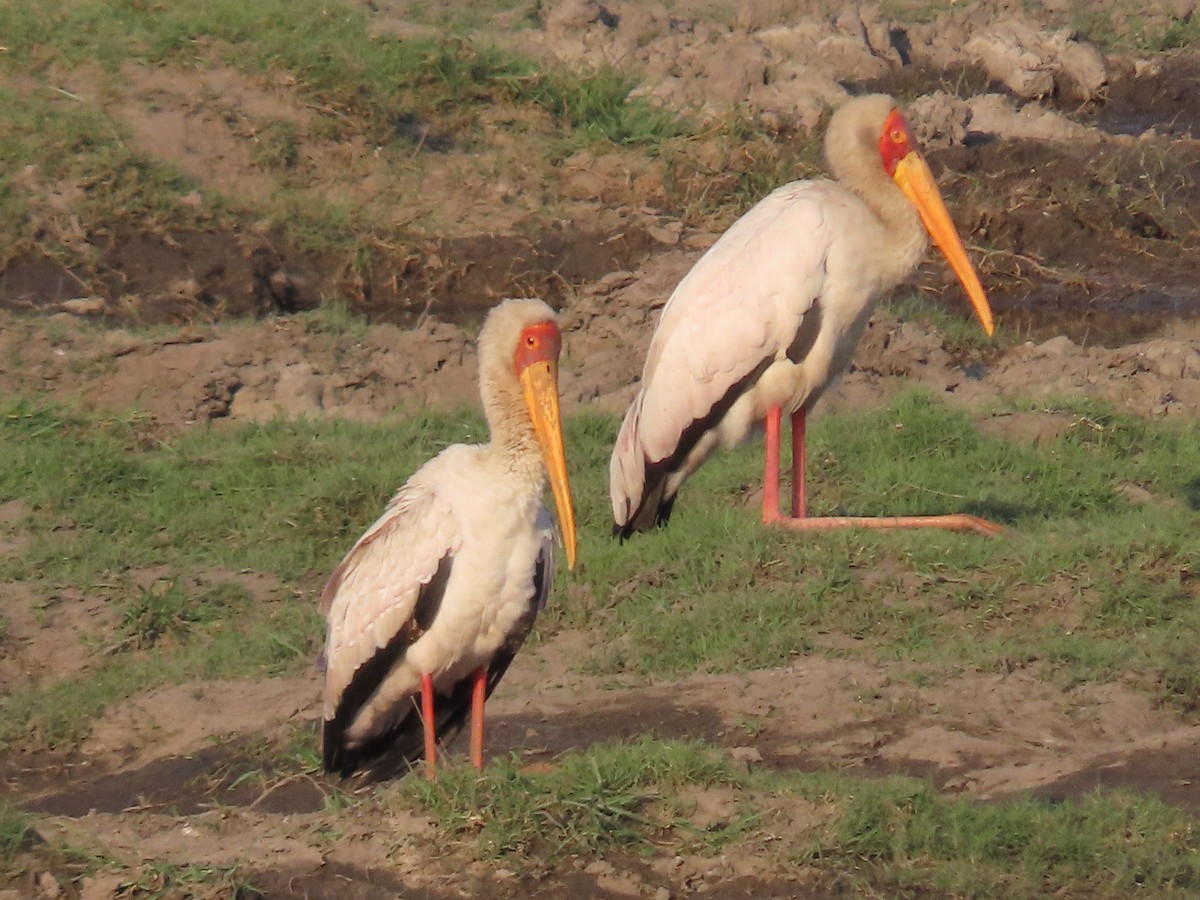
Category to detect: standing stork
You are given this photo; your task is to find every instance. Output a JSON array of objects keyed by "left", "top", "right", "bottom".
[
  {"left": 320, "top": 298, "right": 577, "bottom": 779},
  {"left": 610, "top": 93, "right": 1000, "bottom": 539}
]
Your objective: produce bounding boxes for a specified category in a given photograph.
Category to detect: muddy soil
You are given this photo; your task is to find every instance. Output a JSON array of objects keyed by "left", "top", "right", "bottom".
[{"left": 4, "top": 1, "right": 1200, "bottom": 897}]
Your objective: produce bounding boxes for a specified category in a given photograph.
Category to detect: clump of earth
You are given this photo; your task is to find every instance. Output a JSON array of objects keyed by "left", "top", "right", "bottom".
[{"left": 6, "top": 0, "right": 1200, "bottom": 425}]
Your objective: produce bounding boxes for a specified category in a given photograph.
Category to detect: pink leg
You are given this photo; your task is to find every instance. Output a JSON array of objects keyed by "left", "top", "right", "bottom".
[
  {"left": 420, "top": 672, "right": 437, "bottom": 780},
  {"left": 469, "top": 666, "right": 487, "bottom": 770},
  {"left": 791, "top": 407, "right": 807, "bottom": 519},
  {"left": 770, "top": 512, "right": 1004, "bottom": 536},
  {"left": 762, "top": 407, "right": 1003, "bottom": 537},
  {"left": 762, "top": 406, "right": 782, "bottom": 524}
]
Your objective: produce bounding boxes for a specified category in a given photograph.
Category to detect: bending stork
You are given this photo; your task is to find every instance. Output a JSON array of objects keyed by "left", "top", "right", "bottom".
[
  {"left": 610, "top": 93, "right": 999, "bottom": 539},
  {"left": 321, "top": 298, "right": 577, "bottom": 779}
]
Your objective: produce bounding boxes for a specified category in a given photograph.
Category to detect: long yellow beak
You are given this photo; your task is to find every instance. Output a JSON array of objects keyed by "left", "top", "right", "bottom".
[
  {"left": 892, "top": 151, "right": 995, "bottom": 336},
  {"left": 519, "top": 360, "right": 577, "bottom": 570}
]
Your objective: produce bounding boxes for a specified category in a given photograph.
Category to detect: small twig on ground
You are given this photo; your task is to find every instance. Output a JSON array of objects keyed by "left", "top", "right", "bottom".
[
  {"left": 249, "top": 772, "right": 327, "bottom": 810},
  {"left": 973, "top": 245, "right": 1090, "bottom": 286}
]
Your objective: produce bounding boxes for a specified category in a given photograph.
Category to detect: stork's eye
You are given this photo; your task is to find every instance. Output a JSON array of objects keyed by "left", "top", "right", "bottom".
[
  {"left": 891, "top": 129, "right": 906, "bottom": 143},
  {"left": 526, "top": 335, "right": 537, "bottom": 347}
]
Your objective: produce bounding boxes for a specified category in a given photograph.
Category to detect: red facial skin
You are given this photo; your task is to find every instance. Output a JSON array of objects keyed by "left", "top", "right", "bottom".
[
  {"left": 512, "top": 320, "right": 562, "bottom": 376},
  {"left": 878, "top": 107, "right": 918, "bottom": 176}
]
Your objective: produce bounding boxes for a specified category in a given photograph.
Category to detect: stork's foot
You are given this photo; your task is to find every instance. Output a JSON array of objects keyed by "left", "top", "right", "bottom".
[{"left": 763, "top": 511, "right": 1004, "bottom": 537}]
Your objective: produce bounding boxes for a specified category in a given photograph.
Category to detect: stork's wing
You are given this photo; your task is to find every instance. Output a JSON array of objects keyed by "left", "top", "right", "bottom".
[
  {"left": 322, "top": 499, "right": 555, "bottom": 779},
  {"left": 357, "top": 516, "right": 556, "bottom": 777},
  {"left": 610, "top": 182, "right": 835, "bottom": 530},
  {"left": 319, "top": 468, "right": 463, "bottom": 773}
]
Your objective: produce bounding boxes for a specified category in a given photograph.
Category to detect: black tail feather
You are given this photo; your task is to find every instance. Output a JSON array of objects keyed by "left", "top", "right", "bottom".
[
  {"left": 613, "top": 355, "right": 775, "bottom": 541},
  {"left": 322, "top": 559, "right": 545, "bottom": 780},
  {"left": 613, "top": 467, "right": 676, "bottom": 540},
  {"left": 323, "top": 650, "right": 523, "bottom": 780}
]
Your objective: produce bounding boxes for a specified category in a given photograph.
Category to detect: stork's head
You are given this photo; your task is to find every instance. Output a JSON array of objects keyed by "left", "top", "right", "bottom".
[
  {"left": 478, "top": 298, "right": 577, "bottom": 570},
  {"left": 826, "top": 93, "right": 995, "bottom": 337}
]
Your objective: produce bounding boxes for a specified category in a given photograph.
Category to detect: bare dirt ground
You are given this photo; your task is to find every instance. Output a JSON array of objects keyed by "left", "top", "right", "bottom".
[{"left": 4, "top": 1, "right": 1200, "bottom": 897}]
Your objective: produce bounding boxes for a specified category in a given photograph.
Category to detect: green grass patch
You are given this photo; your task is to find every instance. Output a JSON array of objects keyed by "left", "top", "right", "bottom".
[
  {"left": 1066, "top": 5, "right": 1200, "bottom": 51},
  {"left": 558, "top": 394, "right": 1200, "bottom": 697},
  {"left": 808, "top": 773, "right": 1200, "bottom": 896},
  {"left": 513, "top": 66, "right": 686, "bottom": 149},
  {"left": 297, "top": 299, "right": 373, "bottom": 339},
  {"left": 1, "top": 391, "right": 1198, "bottom": 751},
  {"left": 398, "top": 737, "right": 744, "bottom": 868},
  {"left": 0, "top": 87, "right": 226, "bottom": 266},
  {"left": 0, "top": 400, "right": 485, "bottom": 583},
  {"left": 0, "top": 587, "right": 317, "bottom": 751},
  {"left": 402, "top": 0, "right": 545, "bottom": 33},
  {"left": 0, "top": 400, "right": 489, "bottom": 750},
  {"left": 1, "top": 2, "right": 683, "bottom": 148},
  {"left": 876, "top": 1, "right": 1200, "bottom": 52},
  {"left": 394, "top": 734, "right": 1200, "bottom": 896},
  {"left": 116, "top": 578, "right": 254, "bottom": 652},
  {"left": 877, "top": 1, "right": 959, "bottom": 25},
  {"left": 0, "top": 797, "right": 40, "bottom": 879},
  {"left": 0, "top": 0, "right": 688, "bottom": 281},
  {"left": 116, "top": 861, "right": 260, "bottom": 899}
]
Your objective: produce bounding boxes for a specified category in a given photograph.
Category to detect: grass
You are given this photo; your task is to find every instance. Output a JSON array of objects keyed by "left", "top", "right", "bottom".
[
  {"left": 0, "top": 401, "right": 485, "bottom": 584},
  {"left": 3, "top": 2, "right": 1199, "bottom": 895},
  {"left": 662, "top": 114, "right": 827, "bottom": 227},
  {"left": 0, "top": 0, "right": 689, "bottom": 282},
  {"left": 0, "top": 86, "right": 227, "bottom": 269},
  {"left": 0, "top": 798, "right": 40, "bottom": 880},
  {"left": 114, "top": 861, "right": 260, "bottom": 899},
  {"left": 946, "top": 137, "right": 1200, "bottom": 309},
  {"left": 810, "top": 774, "right": 1200, "bottom": 896},
  {"left": 0, "top": 402, "right": 489, "bottom": 749},
  {"left": 1, "top": 389, "right": 1197, "bottom": 753},
  {"left": 398, "top": 737, "right": 741, "bottom": 868},
  {"left": 560, "top": 395, "right": 1200, "bottom": 700},
  {"left": 402, "top": 0, "right": 545, "bottom": 33},
  {"left": 115, "top": 577, "right": 255, "bottom": 651},
  {"left": 0, "top": 352, "right": 1195, "bottom": 893},
  {"left": 877, "top": 1, "right": 1200, "bottom": 52},
  {"left": 19, "top": 726, "right": 1184, "bottom": 895},
  {"left": 512, "top": 65, "right": 687, "bottom": 150},
  {"left": 1065, "top": 4, "right": 1200, "bottom": 51},
  {"left": 394, "top": 735, "right": 1200, "bottom": 895},
  {"left": 877, "top": 1, "right": 959, "bottom": 25},
  {"left": 0, "top": 0, "right": 819, "bottom": 258},
  {"left": 0, "top": 0, "right": 684, "bottom": 145}
]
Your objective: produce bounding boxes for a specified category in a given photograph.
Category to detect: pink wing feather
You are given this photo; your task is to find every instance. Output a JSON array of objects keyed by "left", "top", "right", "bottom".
[
  {"left": 320, "top": 465, "right": 464, "bottom": 722},
  {"left": 610, "top": 181, "right": 835, "bottom": 528}
]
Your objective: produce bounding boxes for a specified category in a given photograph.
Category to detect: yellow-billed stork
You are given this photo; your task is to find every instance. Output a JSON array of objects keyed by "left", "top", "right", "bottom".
[
  {"left": 610, "top": 93, "right": 1000, "bottom": 539},
  {"left": 320, "top": 298, "right": 577, "bottom": 779}
]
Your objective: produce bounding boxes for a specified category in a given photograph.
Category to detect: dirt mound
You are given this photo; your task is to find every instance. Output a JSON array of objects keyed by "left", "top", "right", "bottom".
[
  {"left": 4, "top": 292, "right": 1198, "bottom": 432},
  {"left": 7, "top": 2, "right": 1200, "bottom": 339},
  {"left": 521, "top": 0, "right": 1116, "bottom": 128}
]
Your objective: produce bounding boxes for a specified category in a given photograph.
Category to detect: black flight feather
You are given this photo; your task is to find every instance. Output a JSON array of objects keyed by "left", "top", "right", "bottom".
[
  {"left": 323, "top": 551, "right": 548, "bottom": 780},
  {"left": 615, "top": 300, "right": 824, "bottom": 539}
]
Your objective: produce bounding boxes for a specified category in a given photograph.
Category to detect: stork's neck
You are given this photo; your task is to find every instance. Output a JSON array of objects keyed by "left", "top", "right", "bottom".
[
  {"left": 827, "top": 145, "right": 929, "bottom": 287},
  {"left": 479, "top": 374, "right": 548, "bottom": 489},
  {"left": 860, "top": 181, "right": 929, "bottom": 285}
]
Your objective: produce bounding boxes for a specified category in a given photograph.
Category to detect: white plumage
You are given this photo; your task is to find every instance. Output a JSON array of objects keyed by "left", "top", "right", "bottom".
[
  {"left": 321, "top": 298, "right": 576, "bottom": 777},
  {"left": 611, "top": 94, "right": 996, "bottom": 537}
]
